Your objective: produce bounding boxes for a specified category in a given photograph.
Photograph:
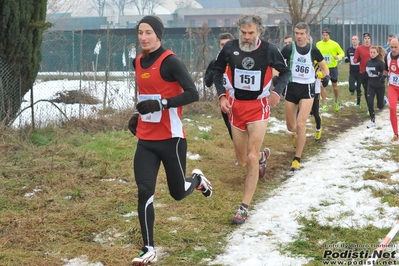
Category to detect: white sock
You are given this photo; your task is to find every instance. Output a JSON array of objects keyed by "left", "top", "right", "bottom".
[{"left": 259, "top": 151, "right": 265, "bottom": 163}]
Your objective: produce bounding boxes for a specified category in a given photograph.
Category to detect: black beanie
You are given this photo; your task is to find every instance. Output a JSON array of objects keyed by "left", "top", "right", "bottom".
[
  {"left": 363, "top": 32, "right": 371, "bottom": 38},
  {"left": 322, "top": 28, "right": 331, "bottom": 35},
  {"left": 137, "top": 16, "right": 164, "bottom": 40}
]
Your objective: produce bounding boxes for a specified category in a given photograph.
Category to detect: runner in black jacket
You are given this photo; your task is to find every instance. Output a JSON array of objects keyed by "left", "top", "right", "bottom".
[
  {"left": 345, "top": 35, "right": 362, "bottom": 107},
  {"left": 204, "top": 32, "right": 234, "bottom": 140},
  {"left": 365, "top": 46, "right": 386, "bottom": 128}
]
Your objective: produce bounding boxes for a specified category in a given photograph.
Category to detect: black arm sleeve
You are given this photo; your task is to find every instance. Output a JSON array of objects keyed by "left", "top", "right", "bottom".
[
  {"left": 345, "top": 48, "right": 350, "bottom": 63},
  {"left": 269, "top": 44, "right": 291, "bottom": 95},
  {"left": 384, "top": 54, "right": 389, "bottom": 71},
  {"left": 132, "top": 58, "right": 136, "bottom": 70},
  {"left": 132, "top": 58, "right": 138, "bottom": 113},
  {"left": 312, "top": 45, "right": 325, "bottom": 63},
  {"left": 378, "top": 60, "right": 385, "bottom": 77},
  {"left": 160, "top": 55, "right": 199, "bottom": 107},
  {"left": 213, "top": 41, "right": 232, "bottom": 98},
  {"left": 204, "top": 59, "right": 215, "bottom": 87}
]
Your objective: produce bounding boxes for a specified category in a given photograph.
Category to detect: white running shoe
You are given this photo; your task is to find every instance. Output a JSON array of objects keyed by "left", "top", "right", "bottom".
[
  {"left": 132, "top": 247, "right": 157, "bottom": 266},
  {"left": 367, "top": 122, "right": 376, "bottom": 128},
  {"left": 384, "top": 96, "right": 389, "bottom": 106},
  {"left": 193, "top": 169, "right": 213, "bottom": 197}
]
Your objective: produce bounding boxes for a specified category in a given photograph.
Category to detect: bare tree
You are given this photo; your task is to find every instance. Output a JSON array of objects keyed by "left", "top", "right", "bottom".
[
  {"left": 131, "top": 0, "right": 163, "bottom": 15},
  {"left": 186, "top": 24, "right": 212, "bottom": 100},
  {"left": 146, "top": 0, "right": 162, "bottom": 14},
  {"left": 46, "top": 0, "right": 80, "bottom": 23},
  {"left": 47, "top": 0, "right": 73, "bottom": 14},
  {"left": 112, "top": 0, "right": 130, "bottom": 17},
  {"left": 266, "top": 0, "right": 356, "bottom": 26},
  {"left": 89, "top": 0, "right": 110, "bottom": 17},
  {"left": 175, "top": 0, "right": 195, "bottom": 9}
]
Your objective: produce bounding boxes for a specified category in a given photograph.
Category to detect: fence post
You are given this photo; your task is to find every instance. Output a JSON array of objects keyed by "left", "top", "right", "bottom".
[
  {"left": 79, "top": 29, "right": 83, "bottom": 119},
  {"left": 103, "top": 26, "right": 111, "bottom": 111},
  {"left": 72, "top": 30, "right": 75, "bottom": 76},
  {"left": 29, "top": 75, "right": 34, "bottom": 131}
]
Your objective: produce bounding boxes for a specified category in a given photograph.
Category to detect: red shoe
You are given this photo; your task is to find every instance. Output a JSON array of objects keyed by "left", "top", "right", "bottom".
[{"left": 231, "top": 205, "right": 249, "bottom": 225}]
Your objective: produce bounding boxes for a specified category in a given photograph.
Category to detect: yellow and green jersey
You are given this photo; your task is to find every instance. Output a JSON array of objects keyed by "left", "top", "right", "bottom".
[{"left": 316, "top": 39, "right": 344, "bottom": 68}]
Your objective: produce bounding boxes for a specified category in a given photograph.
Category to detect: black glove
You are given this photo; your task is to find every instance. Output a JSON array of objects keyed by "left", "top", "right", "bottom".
[
  {"left": 128, "top": 114, "right": 139, "bottom": 135},
  {"left": 380, "top": 75, "right": 387, "bottom": 83},
  {"left": 204, "top": 71, "right": 214, "bottom": 87},
  {"left": 136, "top": 100, "right": 161, "bottom": 114},
  {"left": 322, "top": 75, "right": 330, "bottom": 87},
  {"left": 344, "top": 57, "right": 350, "bottom": 63},
  {"left": 272, "top": 76, "right": 279, "bottom": 87}
]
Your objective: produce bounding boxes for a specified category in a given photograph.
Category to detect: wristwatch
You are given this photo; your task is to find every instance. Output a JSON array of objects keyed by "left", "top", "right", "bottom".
[{"left": 161, "top": 98, "right": 168, "bottom": 109}]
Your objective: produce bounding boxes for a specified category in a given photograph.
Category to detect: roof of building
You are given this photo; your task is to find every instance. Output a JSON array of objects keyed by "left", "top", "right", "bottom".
[{"left": 195, "top": 0, "right": 241, "bottom": 8}]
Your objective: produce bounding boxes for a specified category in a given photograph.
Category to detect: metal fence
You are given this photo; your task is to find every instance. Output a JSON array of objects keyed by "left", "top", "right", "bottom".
[
  {"left": 1, "top": 26, "right": 280, "bottom": 129},
  {"left": 0, "top": 17, "right": 396, "bottom": 129},
  {"left": 0, "top": 58, "right": 22, "bottom": 126},
  {"left": 279, "top": 23, "right": 392, "bottom": 52},
  {"left": 2, "top": 21, "right": 393, "bottom": 129}
]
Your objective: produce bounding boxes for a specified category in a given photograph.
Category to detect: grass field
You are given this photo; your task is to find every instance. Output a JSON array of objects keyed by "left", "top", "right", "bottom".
[{"left": 1, "top": 63, "right": 398, "bottom": 266}]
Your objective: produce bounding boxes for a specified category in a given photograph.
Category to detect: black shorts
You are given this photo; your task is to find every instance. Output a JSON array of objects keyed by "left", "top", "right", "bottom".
[
  {"left": 284, "top": 83, "right": 315, "bottom": 105},
  {"left": 329, "top": 67, "right": 338, "bottom": 83}
]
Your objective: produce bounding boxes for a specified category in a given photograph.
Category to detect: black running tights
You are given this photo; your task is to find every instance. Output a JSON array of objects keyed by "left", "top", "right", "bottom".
[
  {"left": 367, "top": 85, "right": 385, "bottom": 122},
  {"left": 312, "top": 93, "right": 321, "bottom": 130},
  {"left": 133, "top": 138, "right": 199, "bottom": 247}
]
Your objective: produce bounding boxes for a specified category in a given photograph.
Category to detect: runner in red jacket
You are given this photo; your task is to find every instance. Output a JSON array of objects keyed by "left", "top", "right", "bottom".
[
  {"left": 129, "top": 15, "right": 213, "bottom": 266},
  {"left": 353, "top": 32, "right": 372, "bottom": 108},
  {"left": 384, "top": 38, "right": 399, "bottom": 141}
]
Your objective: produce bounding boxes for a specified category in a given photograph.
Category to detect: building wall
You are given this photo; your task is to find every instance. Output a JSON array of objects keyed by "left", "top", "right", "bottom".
[{"left": 183, "top": 15, "right": 240, "bottom": 27}]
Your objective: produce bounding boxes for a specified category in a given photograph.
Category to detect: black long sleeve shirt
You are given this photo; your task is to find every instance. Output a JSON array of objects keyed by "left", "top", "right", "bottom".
[
  {"left": 366, "top": 57, "right": 385, "bottom": 88},
  {"left": 213, "top": 39, "right": 290, "bottom": 99},
  {"left": 204, "top": 59, "right": 215, "bottom": 87},
  {"left": 133, "top": 46, "right": 199, "bottom": 107}
]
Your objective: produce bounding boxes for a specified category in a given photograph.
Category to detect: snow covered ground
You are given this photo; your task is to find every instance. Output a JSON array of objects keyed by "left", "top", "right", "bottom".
[
  {"left": 60, "top": 107, "right": 399, "bottom": 266},
  {"left": 210, "top": 107, "right": 399, "bottom": 266}
]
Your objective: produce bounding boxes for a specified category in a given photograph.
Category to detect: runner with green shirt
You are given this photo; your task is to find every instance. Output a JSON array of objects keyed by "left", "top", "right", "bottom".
[{"left": 316, "top": 28, "right": 345, "bottom": 111}]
